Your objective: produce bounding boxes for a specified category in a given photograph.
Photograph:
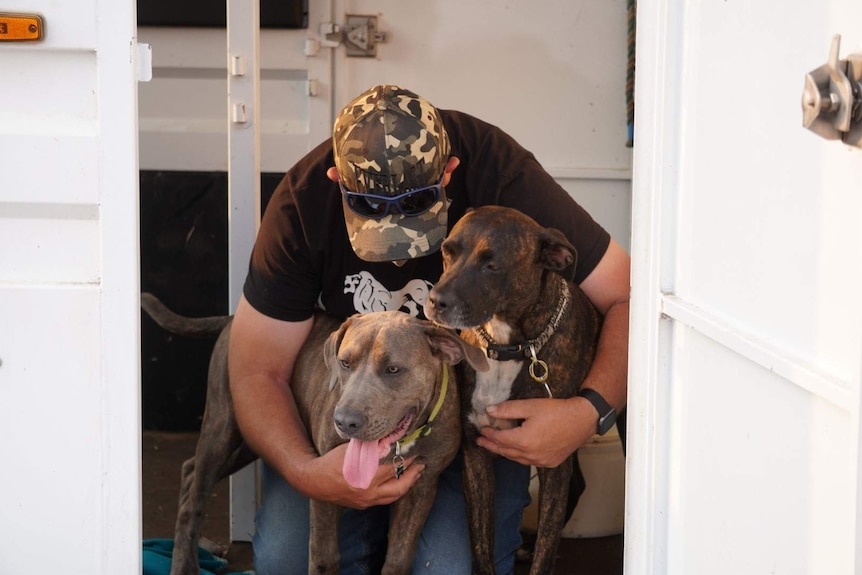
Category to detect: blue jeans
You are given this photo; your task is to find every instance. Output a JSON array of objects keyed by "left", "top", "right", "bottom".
[{"left": 253, "top": 452, "right": 531, "bottom": 575}]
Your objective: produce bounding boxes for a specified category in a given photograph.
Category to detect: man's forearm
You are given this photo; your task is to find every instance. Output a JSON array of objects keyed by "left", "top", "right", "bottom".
[
  {"left": 581, "top": 299, "right": 629, "bottom": 410},
  {"left": 231, "top": 373, "right": 318, "bottom": 493}
]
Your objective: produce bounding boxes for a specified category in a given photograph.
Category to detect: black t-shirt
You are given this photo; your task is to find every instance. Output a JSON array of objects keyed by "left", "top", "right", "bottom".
[{"left": 243, "top": 110, "right": 611, "bottom": 322}]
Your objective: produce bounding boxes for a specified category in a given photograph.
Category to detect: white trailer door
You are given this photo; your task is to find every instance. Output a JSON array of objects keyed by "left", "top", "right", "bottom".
[
  {"left": 628, "top": 1, "right": 862, "bottom": 574},
  {"left": 0, "top": 2, "right": 141, "bottom": 573}
]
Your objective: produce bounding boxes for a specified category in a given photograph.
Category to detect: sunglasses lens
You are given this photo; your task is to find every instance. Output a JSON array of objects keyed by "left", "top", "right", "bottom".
[
  {"left": 342, "top": 178, "right": 442, "bottom": 219},
  {"left": 346, "top": 195, "right": 390, "bottom": 218},
  {"left": 397, "top": 187, "right": 439, "bottom": 215}
]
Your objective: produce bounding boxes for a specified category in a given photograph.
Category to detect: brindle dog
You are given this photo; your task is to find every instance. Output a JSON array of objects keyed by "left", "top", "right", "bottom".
[{"left": 425, "top": 206, "right": 602, "bottom": 575}]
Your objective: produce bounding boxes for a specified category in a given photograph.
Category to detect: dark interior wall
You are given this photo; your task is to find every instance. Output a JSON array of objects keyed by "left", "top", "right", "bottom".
[
  {"left": 140, "top": 170, "right": 281, "bottom": 430},
  {"left": 138, "top": 0, "right": 308, "bottom": 29}
]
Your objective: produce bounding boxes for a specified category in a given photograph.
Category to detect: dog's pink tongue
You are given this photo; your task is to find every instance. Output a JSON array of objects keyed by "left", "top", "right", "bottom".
[{"left": 343, "top": 438, "right": 380, "bottom": 489}]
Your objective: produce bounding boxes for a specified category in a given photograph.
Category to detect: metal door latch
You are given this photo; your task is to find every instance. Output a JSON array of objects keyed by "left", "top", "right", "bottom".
[
  {"left": 320, "top": 15, "right": 389, "bottom": 58},
  {"left": 802, "top": 34, "right": 862, "bottom": 148}
]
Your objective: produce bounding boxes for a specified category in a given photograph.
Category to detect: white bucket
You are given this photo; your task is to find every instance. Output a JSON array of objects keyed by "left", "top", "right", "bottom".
[{"left": 521, "top": 424, "right": 626, "bottom": 538}]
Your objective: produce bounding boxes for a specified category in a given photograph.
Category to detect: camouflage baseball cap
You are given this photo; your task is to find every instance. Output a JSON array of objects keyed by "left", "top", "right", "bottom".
[{"left": 333, "top": 85, "right": 451, "bottom": 262}]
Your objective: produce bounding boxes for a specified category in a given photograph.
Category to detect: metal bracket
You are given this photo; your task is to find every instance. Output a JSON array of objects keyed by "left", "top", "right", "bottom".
[
  {"left": 320, "top": 14, "right": 389, "bottom": 58},
  {"left": 802, "top": 34, "right": 862, "bottom": 148}
]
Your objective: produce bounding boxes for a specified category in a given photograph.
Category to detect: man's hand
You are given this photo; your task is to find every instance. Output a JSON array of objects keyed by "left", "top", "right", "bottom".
[
  {"left": 298, "top": 444, "right": 425, "bottom": 509},
  {"left": 475, "top": 397, "right": 598, "bottom": 468}
]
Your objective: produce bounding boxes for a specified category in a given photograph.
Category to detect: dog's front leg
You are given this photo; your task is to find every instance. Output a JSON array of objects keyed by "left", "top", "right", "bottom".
[
  {"left": 462, "top": 440, "right": 497, "bottom": 575},
  {"left": 308, "top": 499, "right": 341, "bottom": 575},
  {"left": 383, "top": 475, "right": 439, "bottom": 575},
  {"left": 530, "top": 456, "right": 573, "bottom": 575}
]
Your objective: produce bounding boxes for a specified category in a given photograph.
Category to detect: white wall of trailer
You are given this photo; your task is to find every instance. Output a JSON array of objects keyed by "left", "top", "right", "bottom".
[
  {"left": 628, "top": 1, "right": 862, "bottom": 573},
  {"left": 0, "top": 0, "right": 142, "bottom": 573}
]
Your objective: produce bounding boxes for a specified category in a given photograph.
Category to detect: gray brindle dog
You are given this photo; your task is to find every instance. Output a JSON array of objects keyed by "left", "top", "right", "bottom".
[
  {"left": 141, "top": 295, "right": 489, "bottom": 575},
  {"left": 424, "top": 206, "right": 602, "bottom": 575}
]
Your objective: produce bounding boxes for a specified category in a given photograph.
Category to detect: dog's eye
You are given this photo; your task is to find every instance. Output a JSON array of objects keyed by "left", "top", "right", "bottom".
[
  {"left": 339, "top": 359, "right": 350, "bottom": 370},
  {"left": 384, "top": 365, "right": 400, "bottom": 374},
  {"left": 484, "top": 261, "right": 500, "bottom": 272},
  {"left": 440, "top": 241, "right": 456, "bottom": 259}
]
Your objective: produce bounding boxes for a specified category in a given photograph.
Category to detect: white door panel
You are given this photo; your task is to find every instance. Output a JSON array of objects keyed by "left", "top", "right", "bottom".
[
  {"left": 0, "top": 287, "right": 104, "bottom": 571},
  {"left": 0, "top": 209, "right": 99, "bottom": 283},
  {"left": 630, "top": 0, "right": 862, "bottom": 573},
  {"left": 2, "top": 135, "right": 99, "bottom": 200},
  {"left": 0, "top": 0, "right": 140, "bottom": 572},
  {"left": 669, "top": 328, "right": 853, "bottom": 574}
]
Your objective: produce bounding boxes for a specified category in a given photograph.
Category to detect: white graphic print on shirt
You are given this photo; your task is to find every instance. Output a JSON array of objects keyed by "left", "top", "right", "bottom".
[{"left": 343, "top": 271, "right": 433, "bottom": 317}]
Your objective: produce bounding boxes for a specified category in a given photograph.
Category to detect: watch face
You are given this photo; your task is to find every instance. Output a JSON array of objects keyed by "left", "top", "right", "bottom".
[{"left": 598, "top": 409, "right": 617, "bottom": 435}]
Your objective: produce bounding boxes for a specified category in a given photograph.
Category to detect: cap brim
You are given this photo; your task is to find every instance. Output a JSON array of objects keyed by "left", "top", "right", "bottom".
[{"left": 342, "top": 196, "right": 449, "bottom": 262}]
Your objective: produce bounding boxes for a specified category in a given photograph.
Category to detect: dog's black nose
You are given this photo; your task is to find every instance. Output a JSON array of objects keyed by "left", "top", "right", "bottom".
[
  {"left": 334, "top": 407, "right": 367, "bottom": 436},
  {"left": 428, "top": 293, "right": 446, "bottom": 311}
]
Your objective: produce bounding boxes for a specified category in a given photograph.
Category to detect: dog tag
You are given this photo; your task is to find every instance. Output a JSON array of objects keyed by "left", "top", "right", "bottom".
[
  {"left": 527, "top": 345, "right": 553, "bottom": 398},
  {"left": 393, "top": 455, "right": 405, "bottom": 479}
]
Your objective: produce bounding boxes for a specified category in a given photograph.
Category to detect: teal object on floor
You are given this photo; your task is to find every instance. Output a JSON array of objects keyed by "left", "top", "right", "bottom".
[{"left": 143, "top": 538, "right": 253, "bottom": 575}]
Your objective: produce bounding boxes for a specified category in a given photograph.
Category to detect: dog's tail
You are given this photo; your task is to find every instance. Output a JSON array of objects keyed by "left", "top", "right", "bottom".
[{"left": 141, "top": 292, "right": 232, "bottom": 338}]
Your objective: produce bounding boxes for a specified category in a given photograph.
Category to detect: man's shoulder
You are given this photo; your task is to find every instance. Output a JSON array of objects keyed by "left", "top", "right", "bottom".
[
  {"left": 291, "top": 138, "right": 335, "bottom": 178},
  {"left": 440, "top": 109, "right": 495, "bottom": 133}
]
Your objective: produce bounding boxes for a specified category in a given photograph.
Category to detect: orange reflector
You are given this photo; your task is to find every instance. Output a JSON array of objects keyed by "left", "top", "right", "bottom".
[{"left": 0, "top": 14, "right": 43, "bottom": 42}]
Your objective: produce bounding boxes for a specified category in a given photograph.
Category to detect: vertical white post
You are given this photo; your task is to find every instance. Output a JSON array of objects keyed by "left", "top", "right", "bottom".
[
  {"left": 624, "top": 0, "right": 683, "bottom": 573},
  {"left": 227, "top": 0, "right": 261, "bottom": 542},
  {"left": 855, "top": 349, "right": 862, "bottom": 573}
]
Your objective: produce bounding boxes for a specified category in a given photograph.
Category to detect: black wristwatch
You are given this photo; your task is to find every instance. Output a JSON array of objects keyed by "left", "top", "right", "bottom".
[{"left": 577, "top": 388, "right": 617, "bottom": 435}]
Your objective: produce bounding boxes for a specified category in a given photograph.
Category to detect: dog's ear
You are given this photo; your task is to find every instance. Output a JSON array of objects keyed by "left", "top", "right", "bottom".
[
  {"left": 323, "top": 317, "right": 352, "bottom": 391},
  {"left": 424, "top": 326, "right": 490, "bottom": 372},
  {"left": 539, "top": 227, "right": 578, "bottom": 281}
]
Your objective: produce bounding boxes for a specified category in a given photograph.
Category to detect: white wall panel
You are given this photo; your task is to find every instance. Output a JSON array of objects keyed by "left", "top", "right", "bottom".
[
  {"left": 0, "top": 50, "right": 97, "bottom": 137},
  {"left": 137, "top": 27, "right": 326, "bottom": 172},
  {"left": 138, "top": 73, "right": 311, "bottom": 171},
  {"left": 667, "top": 327, "right": 853, "bottom": 574},
  {"left": 0, "top": 135, "right": 99, "bottom": 204},
  {"left": 0, "top": 210, "right": 99, "bottom": 283},
  {"left": 0, "top": 286, "right": 102, "bottom": 573},
  {"left": 560, "top": 177, "right": 632, "bottom": 250},
  {"left": 340, "top": 0, "right": 633, "bottom": 174}
]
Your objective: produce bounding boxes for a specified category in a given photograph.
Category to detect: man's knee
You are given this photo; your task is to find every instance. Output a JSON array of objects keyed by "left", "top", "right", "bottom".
[{"left": 253, "top": 464, "right": 310, "bottom": 575}]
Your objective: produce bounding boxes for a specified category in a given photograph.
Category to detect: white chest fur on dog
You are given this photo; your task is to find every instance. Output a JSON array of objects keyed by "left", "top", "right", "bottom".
[{"left": 469, "top": 318, "right": 522, "bottom": 430}]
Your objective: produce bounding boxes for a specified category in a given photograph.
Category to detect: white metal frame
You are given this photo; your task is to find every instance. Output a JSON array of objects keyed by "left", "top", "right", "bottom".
[
  {"left": 102, "top": 0, "right": 144, "bottom": 569},
  {"left": 226, "top": 0, "right": 262, "bottom": 542},
  {"left": 624, "top": 0, "right": 681, "bottom": 571}
]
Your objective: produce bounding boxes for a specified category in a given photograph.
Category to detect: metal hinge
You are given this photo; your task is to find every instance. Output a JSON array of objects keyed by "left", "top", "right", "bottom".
[
  {"left": 802, "top": 34, "right": 862, "bottom": 148},
  {"left": 319, "top": 14, "right": 389, "bottom": 58}
]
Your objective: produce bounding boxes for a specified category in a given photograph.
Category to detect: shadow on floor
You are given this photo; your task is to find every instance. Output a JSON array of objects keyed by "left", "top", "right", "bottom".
[{"left": 143, "top": 431, "right": 623, "bottom": 574}]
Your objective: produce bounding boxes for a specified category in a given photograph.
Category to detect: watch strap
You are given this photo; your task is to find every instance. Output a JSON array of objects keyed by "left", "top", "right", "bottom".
[{"left": 577, "top": 388, "right": 617, "bottom": 435}]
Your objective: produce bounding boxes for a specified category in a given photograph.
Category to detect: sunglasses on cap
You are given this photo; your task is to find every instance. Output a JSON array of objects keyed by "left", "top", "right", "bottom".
[{"left": 339, "top": 174, "right": 445, "bottom": 220}]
